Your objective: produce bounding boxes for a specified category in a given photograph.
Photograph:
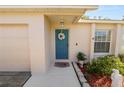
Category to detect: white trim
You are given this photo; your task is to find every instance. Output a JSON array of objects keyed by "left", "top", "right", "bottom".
[
  {"left": 94, "top": 53, "right": 111, "bottom": 56},
  {"left": 78, "top": 19, "right": 124, "bottom": 24},
  {"left": 0, "top": 5, "right": 98, "bottom": 9},
  {"left": 115, "top": 24, "right": 121, "bottom": 56},
  {"left": 109, "top": 29, "right": 113, "bottom": 54},
  {"left": 90, "top": 23, "right": 95, "bottom": 62}
]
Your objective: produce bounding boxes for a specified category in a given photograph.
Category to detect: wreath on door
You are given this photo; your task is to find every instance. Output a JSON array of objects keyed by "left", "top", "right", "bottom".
[{"left": 58, "top": 33, "right": 65, "bottom": 40}]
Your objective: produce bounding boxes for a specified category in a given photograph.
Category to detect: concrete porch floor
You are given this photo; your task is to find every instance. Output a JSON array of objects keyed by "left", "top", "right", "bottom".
[{"left": 24, "top": 63, "right": 80, "bottom": 87}]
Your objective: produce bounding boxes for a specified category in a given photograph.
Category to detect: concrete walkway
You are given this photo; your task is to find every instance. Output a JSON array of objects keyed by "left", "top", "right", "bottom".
[
  {"left": 24, "top": 63, "right": 80, "bottom": 87},
  {"left": 0, "top": 72, "right": 31, "bottom": 87}
]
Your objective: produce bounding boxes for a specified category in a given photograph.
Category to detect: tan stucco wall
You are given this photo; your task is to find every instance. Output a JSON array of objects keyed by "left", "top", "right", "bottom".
[
  {"left": 0, "top": 13, "right": 123, "bottom": 74},
  {"left": 69, "top": 24, "right": 91, "bottom": 61},
  {"left": 0, "top": 14, "right": 46, "bottom": 75},
  {"left": 44, "top": 16, "right": 52, "bottom": 71},
  {"left": 50, "top": 23, "right": 120, "bottom": 62},
  {"left": 119, "top": 24, "right": 124, "bottom": 53},
  {"left": 51, "top": 23, "right": 91, "bottom": 62}
]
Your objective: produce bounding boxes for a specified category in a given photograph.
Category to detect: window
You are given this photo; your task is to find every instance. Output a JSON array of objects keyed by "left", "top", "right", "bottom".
[{"left": 94, "top": 30, "right": 111, "bottom": 53}]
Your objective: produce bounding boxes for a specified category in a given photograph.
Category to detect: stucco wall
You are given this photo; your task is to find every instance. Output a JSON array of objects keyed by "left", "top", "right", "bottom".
[
  {"left": 44, "top": 16, "right": 52, "bottom": 71},
  {"left": 0, "top": 13, "right": 123, "bottom": 74},
  {"left": 0, "top": 14, "right": 46, "bottom": 75},
  {"left": 69, "top": 24, "right": 91, "bottom": 61},
  {"left": 51, "top": 23, "right": 119, "bottom": 62},
  {"left": 119, "top": 24, "right": 124, "bottom": 53},
  {"left": 51, "top": 23, "right": 91, "bottom": 62}
]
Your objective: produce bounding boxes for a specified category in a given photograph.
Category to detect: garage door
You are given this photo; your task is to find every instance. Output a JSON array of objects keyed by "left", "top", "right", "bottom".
[{"left": 0, "top": 24, "right": 30, "bottom": 71}]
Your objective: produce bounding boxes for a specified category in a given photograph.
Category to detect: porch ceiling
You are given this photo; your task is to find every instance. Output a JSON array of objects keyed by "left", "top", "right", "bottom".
[{"left": 47, "top": 15, "right": 79, "bottom": 24}]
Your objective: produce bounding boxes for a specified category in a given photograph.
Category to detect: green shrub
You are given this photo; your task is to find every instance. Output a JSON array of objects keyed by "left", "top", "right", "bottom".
[
  {"left": 77, "top": 52, "right": 87, "bottom": 61},
  {"left": 87, "top": 55, "right": 124, "bottom": 76},
  {"left": 118, "top": 54, "right": 124, "bottom": 63}
]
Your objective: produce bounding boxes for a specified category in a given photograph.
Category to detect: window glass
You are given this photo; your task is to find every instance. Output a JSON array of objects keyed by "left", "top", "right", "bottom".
[
  {"left": 94, "top": 42, "right": 110, "bottom": 53},
  {"left": 94, "top": 30, "right": 111, "bottom": 53}
]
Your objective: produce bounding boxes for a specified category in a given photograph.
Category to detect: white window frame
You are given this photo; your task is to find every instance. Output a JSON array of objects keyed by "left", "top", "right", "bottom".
[{"left": 94, "top": 29, "right": 112, "bottom": 55}]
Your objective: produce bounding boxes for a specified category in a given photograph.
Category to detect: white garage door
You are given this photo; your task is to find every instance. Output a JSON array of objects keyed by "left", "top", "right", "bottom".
[{"left": 0, "top": 24, "right": 30, "bottom": 71}]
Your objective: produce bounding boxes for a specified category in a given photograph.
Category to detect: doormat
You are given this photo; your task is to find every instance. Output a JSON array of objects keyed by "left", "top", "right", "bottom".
[{"left": 54, "top": 62, "right": 70, "bottom": 67}]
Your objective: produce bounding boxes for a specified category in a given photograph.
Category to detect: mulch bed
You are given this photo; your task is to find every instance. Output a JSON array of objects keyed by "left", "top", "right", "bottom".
[
  {"left": 77, "top": 63, "right": 124, "bottom": 87},
  {"left": 84, "top": 73, "right": 112, "bottom": 87}
]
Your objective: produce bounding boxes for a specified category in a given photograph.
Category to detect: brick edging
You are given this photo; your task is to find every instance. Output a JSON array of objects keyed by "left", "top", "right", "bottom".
[{"left": 72, "top": 62, "right": 90, "bottom": 87}]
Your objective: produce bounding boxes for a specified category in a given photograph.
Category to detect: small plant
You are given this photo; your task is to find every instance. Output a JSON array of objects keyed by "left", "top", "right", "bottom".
[
  {"left": 118, "top": 54, "right": 124, "bottom": 63},
  {"left": 77, "top": 52, "right": 87, "bottom": 61}
]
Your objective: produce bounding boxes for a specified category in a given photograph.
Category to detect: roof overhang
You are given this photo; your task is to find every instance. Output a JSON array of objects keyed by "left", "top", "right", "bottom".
[
  {"left": 0, "top": 5, "right": 98, "bottom": 15},
  {"left": 0, "top": 5, "right": 98, "bottom": 9},
  {"left": 0, "top": 5, "right": 98, "bottom": 24},
  {"left": 78, "top": 19, "right": 124, "bottom": 24}
]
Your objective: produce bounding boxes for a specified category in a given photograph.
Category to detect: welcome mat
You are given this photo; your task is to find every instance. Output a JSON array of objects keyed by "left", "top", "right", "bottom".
[{"left": 54, "top": 62, "right": 70, "bottom": 67}]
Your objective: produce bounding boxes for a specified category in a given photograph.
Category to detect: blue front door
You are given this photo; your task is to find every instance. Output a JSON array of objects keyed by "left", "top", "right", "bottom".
[{"left": 55, "top": 29, "right": 68, "bottom": 59}]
